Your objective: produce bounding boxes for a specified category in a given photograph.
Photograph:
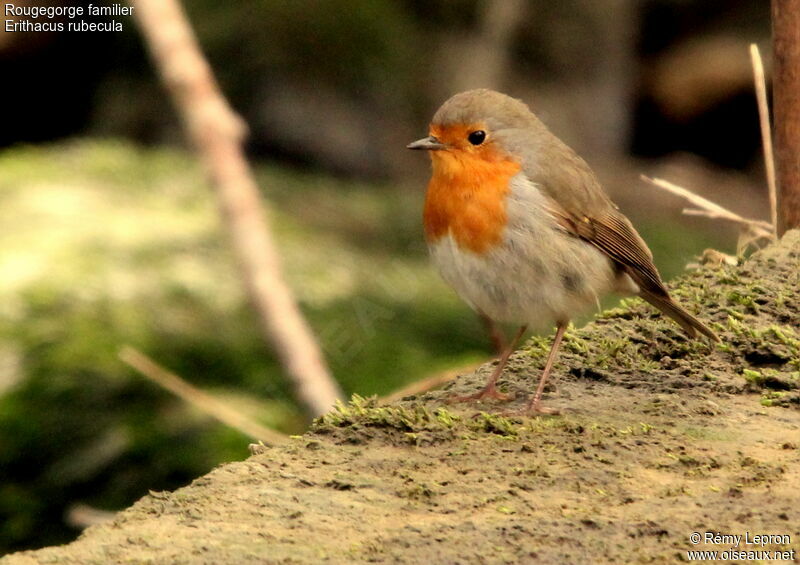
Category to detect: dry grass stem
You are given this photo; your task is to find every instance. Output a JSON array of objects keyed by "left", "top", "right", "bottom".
[
  {"left": 641, "top": 176, "right": 774, "bottom": 234},
  {"left": 119, "top": 346, "right": 289, "bottom": 445},
  {"left": 750, "top": 43, "right": 779, "bottom": 238},
  {"left": 379, "top": 362, "right": 484, "bottom": 404},
  {"left": 65, "top": 504, "right": 117, "bottom": 530},
  {"left": 680, "top": 208, "right": 773, "bottom": 231}
]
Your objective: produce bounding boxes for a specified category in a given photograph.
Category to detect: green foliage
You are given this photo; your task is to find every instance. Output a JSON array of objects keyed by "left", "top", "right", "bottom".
[{"left": 187, "top": 0, "right": 419, "bottom": 102}]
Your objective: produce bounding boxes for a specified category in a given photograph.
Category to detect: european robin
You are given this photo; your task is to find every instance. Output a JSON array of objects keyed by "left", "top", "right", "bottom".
[{"left": 408, "top": 89, "right": 718, "bottom": 414}]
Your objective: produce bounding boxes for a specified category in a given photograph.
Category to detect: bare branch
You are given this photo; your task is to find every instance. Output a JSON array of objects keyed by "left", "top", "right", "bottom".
[
  {"left": 120, "top": 346, "right": 289, "bottom": 445},
  {"left": 132, "top": 0, "right": 343, "bottom": 416}
]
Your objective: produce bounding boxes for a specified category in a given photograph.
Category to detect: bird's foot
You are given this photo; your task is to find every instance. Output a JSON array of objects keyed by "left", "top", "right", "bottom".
[
  {"left": 500, "top": 401, "right": 560, "bottom": 418},
  {"left": 525, "top": 403, "right": 560, "bottom": 416},
  {"left": 446, "top": 384, "right": 514, "bottom": 404}
]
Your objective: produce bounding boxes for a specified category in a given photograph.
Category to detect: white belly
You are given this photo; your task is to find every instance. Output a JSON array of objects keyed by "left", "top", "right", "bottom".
[{"left": 428, "top": 177, "right": 624, "bottom": 329}]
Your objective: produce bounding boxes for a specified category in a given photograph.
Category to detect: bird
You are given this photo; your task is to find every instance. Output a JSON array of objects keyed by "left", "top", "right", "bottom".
[{"left": 407, "top": 89, "right": 718, "bottom": 414}]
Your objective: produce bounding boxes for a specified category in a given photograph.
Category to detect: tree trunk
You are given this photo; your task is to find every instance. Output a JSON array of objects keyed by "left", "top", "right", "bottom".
[{"left": 772, "top": 0, "right": 800, "bottom": 234}]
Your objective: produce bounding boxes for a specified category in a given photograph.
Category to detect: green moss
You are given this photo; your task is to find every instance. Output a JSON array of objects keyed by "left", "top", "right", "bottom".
[
  {"left": 313, "top": 396, "right": 527, "bottom": 439},
  {"left": 726, "top": 290, "right": 758, "bottom": 313},
  {"left": 398, "top": 484, "right": 435, "bottom": 501},
  {"left": 468, "top": 413, "right": 519, "bottom": 437},
  {"left": 681, "top": 427, "right": 738, "bottom": 441},
  {"left": 435, "top": 407, "right": 459, "bottom": 428},
  {"left": 618, "top": 422, "right": 655, "bottom": 436},
  {"left": 717, "top": 271, "right": 741, "bottom": 285},
  {"left": 764, "top": 325, "right": 800, "bottom": 350},
  {"left": 742, "top": 368, "right": 763, "bottom": 384},
  {"left": 315, "top": 395, "right": 446, "bottom": 432},
  {"left": 524, "top": 334, "right": 555, "bottom": 358}
]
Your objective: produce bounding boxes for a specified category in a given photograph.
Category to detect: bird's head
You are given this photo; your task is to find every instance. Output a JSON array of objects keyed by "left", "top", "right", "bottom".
[{"left": 407, "top": 89, "right": 542, "bottom": 174}]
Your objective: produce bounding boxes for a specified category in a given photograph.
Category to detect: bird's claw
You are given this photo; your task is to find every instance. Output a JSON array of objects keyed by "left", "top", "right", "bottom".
[
  {"left": 499, "top": 402, "right": 561, "bottom": 418},
  {"left": 446, "top": 385, "right": 514, "bottom": 404}
]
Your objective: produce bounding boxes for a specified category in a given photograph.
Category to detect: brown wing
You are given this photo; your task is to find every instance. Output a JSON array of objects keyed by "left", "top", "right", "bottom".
[
  {"left": 546, "top": 203, "right": 719, "bottom": 341},
  {"left": 546, "top": 204, "right": 663, "bottom": 291}
]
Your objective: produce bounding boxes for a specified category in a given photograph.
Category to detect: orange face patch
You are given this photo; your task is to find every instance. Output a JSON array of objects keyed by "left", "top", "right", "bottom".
[{"left": 423, "top": 124, "right": 521, "bottom": 254}]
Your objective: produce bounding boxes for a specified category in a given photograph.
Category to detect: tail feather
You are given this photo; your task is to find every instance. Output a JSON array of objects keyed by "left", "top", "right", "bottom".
[{"left": 640, "top": 291, "right": 720, "bottom": 342}]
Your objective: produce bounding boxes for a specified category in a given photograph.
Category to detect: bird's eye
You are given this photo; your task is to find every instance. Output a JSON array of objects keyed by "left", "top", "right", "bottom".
[{"left": 467, "top": 130, "right": 486, "bottom": 145}]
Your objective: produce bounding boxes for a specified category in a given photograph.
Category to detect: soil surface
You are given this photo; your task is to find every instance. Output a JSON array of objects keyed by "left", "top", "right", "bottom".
[{"left": 5, "top": 232, "right": 800, "bottom": 564}]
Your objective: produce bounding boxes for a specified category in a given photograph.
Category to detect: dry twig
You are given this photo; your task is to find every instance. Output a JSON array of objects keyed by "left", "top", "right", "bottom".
[
  {"left": 750, "top": 44, "right": 779, "bottom": 238},
  {"left": 642, "top": 45, "right": 789, "bottom": 254},
  {"left": 65, "top": 504, "right": 116, "bottom": 530},
  {"left": 132, "top": 0, "right": 342, "bottom": 416},
  {"left": 641, "top": 176, "right": 773, "bottom": 233},
  {"left": 120, "top": 346, "right": 289, "bottom": 445},
  {"left": 641, "top": 176, "right": 774, "bottom": 254},
  {"left": 379, "top": 361, "right": 484, "bottom": 405}
]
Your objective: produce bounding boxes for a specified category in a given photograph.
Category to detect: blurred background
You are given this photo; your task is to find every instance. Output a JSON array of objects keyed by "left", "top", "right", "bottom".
[{"left": 0, "top": 0, "right": 772, "bottom": 554}]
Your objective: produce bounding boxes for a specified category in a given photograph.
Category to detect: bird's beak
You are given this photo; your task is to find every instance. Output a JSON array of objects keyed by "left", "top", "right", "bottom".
[{"left": 406, "top": 136, "right": 446, "bottom": 151}]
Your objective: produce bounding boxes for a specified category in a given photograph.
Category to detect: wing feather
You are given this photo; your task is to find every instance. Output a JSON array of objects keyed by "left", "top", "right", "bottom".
[{"left": 542, "top": 191, "right": 719, "bottom": 341}]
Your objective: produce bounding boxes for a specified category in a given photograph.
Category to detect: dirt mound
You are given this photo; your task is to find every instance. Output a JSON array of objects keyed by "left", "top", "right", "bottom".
[{"left": 5, "top": 232, "right": 799, "bottom": 564}]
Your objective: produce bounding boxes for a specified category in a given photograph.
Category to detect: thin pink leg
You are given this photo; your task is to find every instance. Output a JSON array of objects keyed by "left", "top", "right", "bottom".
[
  {"left": 448, "top": 325, "right": 527, "bottom": 403},
  {"left": 526, "top": 322, "right": 568, "bottom": 413},
  {"left": 478, "top": 310, "right": 506, "bottom": 354}
]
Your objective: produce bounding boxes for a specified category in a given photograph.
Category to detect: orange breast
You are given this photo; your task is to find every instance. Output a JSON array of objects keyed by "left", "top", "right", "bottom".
[{"left": 423, "top": 149, "right": 521, "bottom": 254}]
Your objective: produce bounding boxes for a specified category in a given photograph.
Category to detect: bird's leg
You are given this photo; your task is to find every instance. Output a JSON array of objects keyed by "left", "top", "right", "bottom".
[
  {"left": 526, "top": 321, "right": 568, "bottom": 414},
  {"left": 478, "top": 310, "right": 506, "bottom": 354},
  {"left": 448, "top": 324, "right": 527, "bottom": 403}
]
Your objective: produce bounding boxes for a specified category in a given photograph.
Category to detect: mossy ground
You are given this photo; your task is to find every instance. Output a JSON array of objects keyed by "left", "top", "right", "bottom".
[{"left": 6, "top": 232, "right": 799, "bottom": 564}]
